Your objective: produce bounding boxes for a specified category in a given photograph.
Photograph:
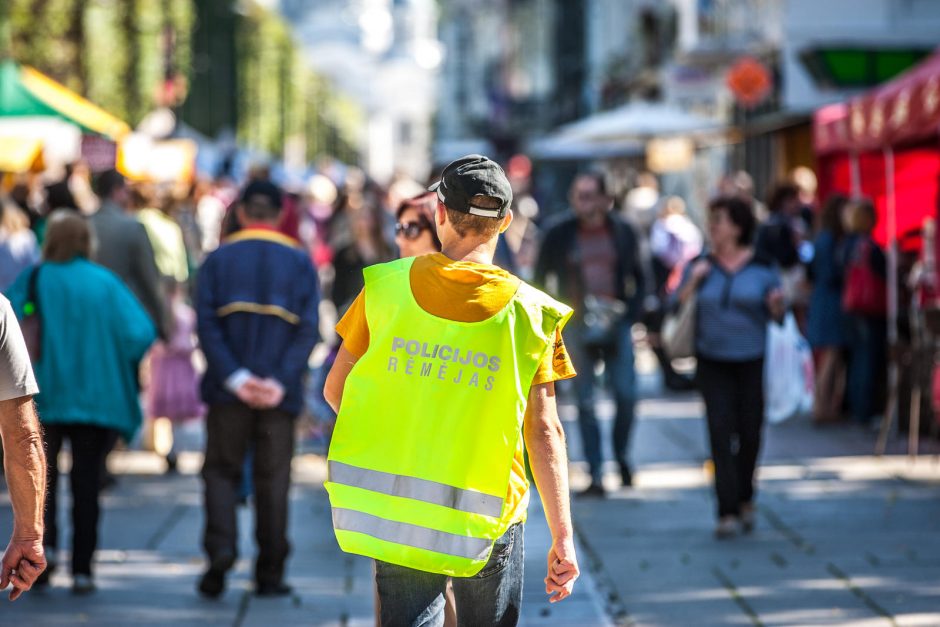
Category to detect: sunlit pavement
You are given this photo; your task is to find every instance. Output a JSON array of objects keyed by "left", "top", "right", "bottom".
[
  {"left": 0, "top": 354, "right": 937, "bottom": 625},
  {"left": 562, "top": 353, "right": 940, "bottom": 626},
  {"left": 0, "top": 446, "right": 609, "bottom": 625}
]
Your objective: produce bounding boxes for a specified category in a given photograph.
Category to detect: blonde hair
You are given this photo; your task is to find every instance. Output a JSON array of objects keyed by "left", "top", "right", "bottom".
[{"left": 0, "top": 200, "right": 30, "bottom": 233}]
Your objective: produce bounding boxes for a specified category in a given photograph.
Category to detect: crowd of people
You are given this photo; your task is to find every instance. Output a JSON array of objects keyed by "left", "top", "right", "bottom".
[{"left": 0, "top": 154, "right": 897, "bottom": 622}]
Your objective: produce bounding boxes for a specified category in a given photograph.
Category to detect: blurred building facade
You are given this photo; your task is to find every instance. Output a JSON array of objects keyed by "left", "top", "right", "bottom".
[
  {"left": 278, "top": 0, "right": 442, "bottom": 185},
  {"left": 435, "top": 0, "right": 940, "bottom": 208}
]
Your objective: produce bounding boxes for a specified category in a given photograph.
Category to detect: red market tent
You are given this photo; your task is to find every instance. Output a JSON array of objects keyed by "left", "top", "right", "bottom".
[
  {"left": 814, "top": 48, "right": 940, "bottom": 253},
  {"left": 813, "top": 49, "right": 940, "bottom": 455}
]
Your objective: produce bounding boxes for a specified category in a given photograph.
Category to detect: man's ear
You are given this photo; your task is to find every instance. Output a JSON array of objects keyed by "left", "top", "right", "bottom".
[
  {"left": 235, "top": 204, "right": 248, "bottom": 228},
  {"left": 498, "top": 210, "right": 514, "bottom": 234},
  {"left": 435, "top": 201, "right": 447, "bottom": 226}
]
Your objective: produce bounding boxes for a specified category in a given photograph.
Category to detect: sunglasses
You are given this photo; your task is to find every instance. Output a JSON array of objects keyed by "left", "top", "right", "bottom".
[{"left": 395, "top": 221, "right": 430, "bottom": 240}]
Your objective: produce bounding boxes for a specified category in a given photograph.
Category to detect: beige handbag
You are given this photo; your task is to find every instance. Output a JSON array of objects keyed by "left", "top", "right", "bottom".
[{"left": 662, "top": 294, "right": 696, "bottom": 359}]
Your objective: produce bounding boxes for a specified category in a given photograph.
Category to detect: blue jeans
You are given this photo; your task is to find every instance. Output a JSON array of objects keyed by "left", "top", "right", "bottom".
[
  {"left": 567, "top": 321, "right": 637, "bottom": 484},
  {"left": 374, "top": 523, "right": 524, "bottom": 627}
]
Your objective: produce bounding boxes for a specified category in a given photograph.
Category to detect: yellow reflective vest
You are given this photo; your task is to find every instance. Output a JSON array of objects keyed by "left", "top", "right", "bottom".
[{"left": 326, "top": 256, "right": 572, "bottom": 576}]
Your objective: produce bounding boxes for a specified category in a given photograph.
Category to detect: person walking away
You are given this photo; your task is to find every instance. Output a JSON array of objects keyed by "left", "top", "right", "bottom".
[
  {"left": 195, "top": 181, "right": 320, "bottom": 598},
  {"left": 6, "top": 210, "right": 156, "bottom": 593},
  {"left": 0, "top": 199, "right": 39, "bottom": 292},
  {"left": 89, "top": 170, "right": 168, "bottom": 338},
  {"left": 840, "top": 199, "right": 888, "bottom": 426},
  {"left": 534, "top": 172, "right": 645, "bottom": 495},
  {"left": 90, "top": 173, "right": 169, "bottom": 489},
  {"left": 324, "top": 155, "right": 580, "bottom": 625},
  {"left": 675, "top": 197, "right": 785, "bottom": 538},
  {"left": 0, "top": 293, "right": 47, "bottom": 600},
  {"left": 806, "top": 195, "right": 850, "bottom": 422},
  {"left": 648, "top": 196, "right": 703, "bottom": 390},
  {"left": 134, "top": 185, "right": 190, "bottom": 287}
]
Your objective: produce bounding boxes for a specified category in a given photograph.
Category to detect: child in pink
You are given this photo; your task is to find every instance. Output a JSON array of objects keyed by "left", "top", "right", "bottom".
[{"left": 147, "top": 287, "right": 205, "bottom": 471}]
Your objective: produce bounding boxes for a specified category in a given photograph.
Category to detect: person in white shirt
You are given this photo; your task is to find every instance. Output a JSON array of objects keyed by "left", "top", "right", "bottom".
[{"left": 0, "top": 295, "right": 46, "bottom": 599}]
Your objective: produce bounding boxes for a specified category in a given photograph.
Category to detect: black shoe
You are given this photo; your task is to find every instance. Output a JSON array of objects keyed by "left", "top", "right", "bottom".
[
  {"left": 619, "top": 464, "right": 633, "bottom": 488},
  {"left": 576, "top": 482, "right": 606, "bottom": 498},
  {"left": 99, "top": 471, "right": 118, "bottom": 492},
  {"left": 256, "top": 581, "right": 292, "bottom": 597},
  {"left": 198, "top": 568, "right": 226, "bottom": 599},
  {"left": 664, "top": 374, "right": 696, "bottom": 392}
]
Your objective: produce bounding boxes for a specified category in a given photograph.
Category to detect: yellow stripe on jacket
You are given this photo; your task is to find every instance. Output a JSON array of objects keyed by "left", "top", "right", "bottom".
[{"left": 216, "top": 302, "right": 300, "bottom": 325}]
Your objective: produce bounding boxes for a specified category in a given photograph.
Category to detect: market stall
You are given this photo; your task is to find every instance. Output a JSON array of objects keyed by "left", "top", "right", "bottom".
[
  {"left": 0, "top": 60, "right": 130, "bottom": 171},
  {"left": 813, "top": 48, "right": 940, "bottom": 454}
]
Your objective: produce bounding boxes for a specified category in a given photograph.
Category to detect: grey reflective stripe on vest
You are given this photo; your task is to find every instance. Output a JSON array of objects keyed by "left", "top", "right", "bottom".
[
  {"left": 333, "top": 508, "right": 492, "bottom": 561},
  {"left": 329, "top": 460, "right": 504, "bottom": 518}
]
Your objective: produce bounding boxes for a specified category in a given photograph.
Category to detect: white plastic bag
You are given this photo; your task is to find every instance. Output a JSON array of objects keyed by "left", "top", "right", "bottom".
[{"left": 764, "top": 313, "right": 815, "bottom": 424}]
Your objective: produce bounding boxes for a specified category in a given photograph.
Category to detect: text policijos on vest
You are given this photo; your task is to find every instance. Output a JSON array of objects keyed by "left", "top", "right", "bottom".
[{"left": 386, "top": 337, "right": 499, "bottom": 391}]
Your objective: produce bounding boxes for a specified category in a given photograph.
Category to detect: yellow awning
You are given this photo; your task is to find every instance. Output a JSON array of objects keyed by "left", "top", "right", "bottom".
[
  {"left": 20, "top": 66, "right": 131, "bottom": 141},
  {"left": 0, "top": 136, "right": 44, "bottom": 173}
]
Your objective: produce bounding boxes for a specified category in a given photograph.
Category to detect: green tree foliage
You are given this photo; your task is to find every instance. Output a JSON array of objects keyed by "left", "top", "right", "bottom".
[{"left": 1, "top": 0, "right": 360, "bottom": 163}]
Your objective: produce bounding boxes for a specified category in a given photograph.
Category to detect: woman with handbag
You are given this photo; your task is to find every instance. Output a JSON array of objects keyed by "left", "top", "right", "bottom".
[
  {"left": 676, "top": 197, "right": 785, "bottom": 539},
  {"left": 5, "top": 210, "right": 156, "bottom": 594},
  {"left": 839, "top": 199, "right": 887, "bottom": 426}
]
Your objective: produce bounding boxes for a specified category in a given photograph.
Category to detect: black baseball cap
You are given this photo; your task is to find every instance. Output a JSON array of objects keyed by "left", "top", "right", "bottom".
[
  {"left": 429, "top": 154, "right": 513, "bottom": 219},
  {"left": 241, "top": 180, "right": 282, "bottom": 209}
]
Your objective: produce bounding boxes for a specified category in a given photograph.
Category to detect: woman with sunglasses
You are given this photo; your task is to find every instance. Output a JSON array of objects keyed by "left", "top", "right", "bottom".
[{"left": 395, "top": 192, "right": 440, "bottom": 257}]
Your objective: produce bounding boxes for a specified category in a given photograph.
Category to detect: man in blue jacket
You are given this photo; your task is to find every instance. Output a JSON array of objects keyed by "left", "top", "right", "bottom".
[{"left": 196, "top": 181, "right": 320, "bottom": 598}]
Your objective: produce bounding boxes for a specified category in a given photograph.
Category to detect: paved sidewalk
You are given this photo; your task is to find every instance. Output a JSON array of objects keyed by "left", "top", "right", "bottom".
[
  {"left": 0, "top": 355, "right": 937, "bottom": 625},
  {"left": 0, "top": 449, "right": 609, "bottom": 625},
  {"left": 563, "top": 363, "right": 940, "bottom": 627}
]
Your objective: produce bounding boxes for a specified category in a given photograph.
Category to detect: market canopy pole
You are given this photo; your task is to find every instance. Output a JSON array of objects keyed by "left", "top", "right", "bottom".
[{"left": 876, "top": 148, "right": 901, "bottom": 456}]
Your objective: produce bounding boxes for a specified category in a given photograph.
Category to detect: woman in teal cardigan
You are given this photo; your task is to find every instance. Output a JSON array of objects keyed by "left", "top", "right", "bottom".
[{"left": 6, "top": 210, "right": 156, "bottom": 594}]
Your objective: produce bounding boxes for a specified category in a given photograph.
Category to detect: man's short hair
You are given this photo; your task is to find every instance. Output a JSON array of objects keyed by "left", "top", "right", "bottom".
[
  {"left": 444, "top": 194, "right": 503, "bottom": 238},
  {"left": 95, "top": 169, "right": 125, "bottom": 199},
  {"left": 242, "top": 195, "right": 281, "bottom": 222}
]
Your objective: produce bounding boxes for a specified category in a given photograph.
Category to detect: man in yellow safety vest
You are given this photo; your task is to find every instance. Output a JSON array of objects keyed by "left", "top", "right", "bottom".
[{"left": 324, "top": 154, "right": 580, "bottom": 625}]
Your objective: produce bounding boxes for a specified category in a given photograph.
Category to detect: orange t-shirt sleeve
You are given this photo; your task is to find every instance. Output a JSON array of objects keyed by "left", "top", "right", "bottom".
[
  {"left": 335, "top": 290, "right": 370, "bottom": 358},
  {"left": 532, "top": 327, "right": 576, "bottom": 385}
]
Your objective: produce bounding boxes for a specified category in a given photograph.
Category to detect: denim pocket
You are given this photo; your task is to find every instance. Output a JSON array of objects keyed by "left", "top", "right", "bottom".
[{"left": 475, "top": 524, "right": 517, "bottom": 578}]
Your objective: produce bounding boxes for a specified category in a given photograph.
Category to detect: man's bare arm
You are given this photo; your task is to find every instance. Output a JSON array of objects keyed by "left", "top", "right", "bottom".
[
  {"left": 0, "top": 396, "right": 46, "bottom": 600},
  {"left": 324, "top": 344, "right": 360, "bottom": 414},
  {"left": 523, "top": 381, "right": 579, "bottom": 603}
]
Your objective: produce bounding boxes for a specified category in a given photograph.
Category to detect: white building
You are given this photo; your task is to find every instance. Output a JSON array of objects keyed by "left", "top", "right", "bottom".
[{"left": 279, "top": 0, "right": 442, "bottom": 184}]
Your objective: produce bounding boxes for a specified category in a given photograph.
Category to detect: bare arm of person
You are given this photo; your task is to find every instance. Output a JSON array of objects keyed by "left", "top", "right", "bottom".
[
  {"left": 523, "top": 381, "right": 579, "bottom": 603},
  {"left": 324, "top": 344, "right": 360, "bottom": 414},
  {"left": 0, "top": 396, "right": 46, "bottom": 600}
]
